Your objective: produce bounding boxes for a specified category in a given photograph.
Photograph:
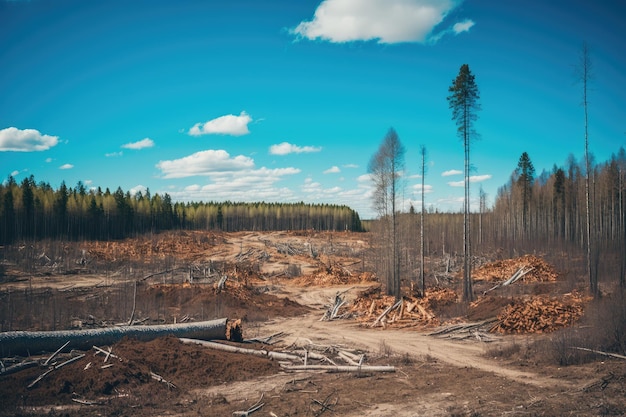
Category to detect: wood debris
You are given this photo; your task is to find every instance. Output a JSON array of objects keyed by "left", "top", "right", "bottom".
[
  {"left": 473, "top": 255, "right": 559, "bottom": 282},
  {"left": 490, "top": 292, "right": 588, "bottom": 334},
  {"left": 350, "top": 286, "right": 457, "bottom": 328}
]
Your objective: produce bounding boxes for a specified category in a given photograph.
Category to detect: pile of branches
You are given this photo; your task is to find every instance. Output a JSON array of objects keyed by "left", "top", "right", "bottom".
[
  {"left": 472, "top": 255, "right": 559, "bottom": 283},
  {"left": 490, "top": 292, "right": 587, "bottom": 334},
  {"left": 294, "top": 261, "right": 374, "bottom": 286},
  {"left": 348, "top": 287, "right": 457, "bottom": 329}
]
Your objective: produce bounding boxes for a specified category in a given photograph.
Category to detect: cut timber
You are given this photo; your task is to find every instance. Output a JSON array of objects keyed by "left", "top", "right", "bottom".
[
  {"left": 570, "top": 347, "right": 626, "bottom": 360},
  {"left": 180, "top": 338, "right": 301, "bottom": 362},
  {"left": 0, "top": 318, "right": 242, "bottom": 356},
  {"left": 280, "top": 364, "right": 395, "bottom": 373}
]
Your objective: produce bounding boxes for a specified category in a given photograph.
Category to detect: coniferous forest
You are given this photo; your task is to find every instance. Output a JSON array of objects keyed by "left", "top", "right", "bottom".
[{"left": 0, "top": 176, "right": 364, "bottom": 244}]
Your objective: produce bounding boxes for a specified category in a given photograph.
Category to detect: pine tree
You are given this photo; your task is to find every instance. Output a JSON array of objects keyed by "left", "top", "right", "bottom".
[{"left": 447, "top": 64, "right": 481, "bottom": 302}]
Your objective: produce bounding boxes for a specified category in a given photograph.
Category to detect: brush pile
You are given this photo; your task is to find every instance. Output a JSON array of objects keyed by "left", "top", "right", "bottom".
[
  {"left": 349, "top": 287, "right": 457, "bottom": 328},
  {"left": 473, "top": 255, "right": 559, "bottom": 283}
]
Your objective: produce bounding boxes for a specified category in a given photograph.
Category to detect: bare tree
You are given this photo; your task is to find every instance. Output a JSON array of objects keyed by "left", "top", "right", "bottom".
[
  {"left": 368, "top": 128, "right": 406, "bottom": 299},
  {"left": 448, "top": 64, "right": 481, "bottom": 302},
  {"left": 419, "top": 145, "right": 427, "bottom": 295},
  {"left": 575, "top": 41, "right": 598, "bottom": 297}
]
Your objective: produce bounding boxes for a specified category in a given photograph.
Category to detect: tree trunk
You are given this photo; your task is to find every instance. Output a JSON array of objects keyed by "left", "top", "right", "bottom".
[{"left": 0, "top": 318, "right": 241, "bottom": 356}]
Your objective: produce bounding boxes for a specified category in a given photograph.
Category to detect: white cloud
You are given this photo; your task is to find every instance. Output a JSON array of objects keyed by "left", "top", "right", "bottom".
[
  {"left": 453, "top": 19, "right": 475, "bottom": 34},
  {"left": 0, "top": 127, "right": 58, "bottom": 152},
  {"left": 156, "top": 149, "right": 255, "bottom": 179},
  {"left": 323, "top": 166, "right": 341, "bottom": 174},
  {"left": 163, "top": 167, "right": 301, "bottom": 203},
  {"left": 413, "top": 184, "right": 433, "bottom": 193},
  {"left": 45, "top": 158, "right": 53, "bottom": 163},
  {"left": 269, "top": 142, "right": 322, "bottom": 155},
  {"left": 129, "top": 185, "right": 147, "bottom": 195},
  {"left": 122, "top": 138, "right": 154, "bottom": 150},
  {"left": 447, "top": 174, "right": 492, "bottom": 187},
  {"left": 292, "top": 0, "right": 471, "bottom": 44},
  {"left": 442, "top": 169, "right": 462, "bottom": 177},
  {"left": 357, "top": 174, "right": 372, "bottom": 183},
  {"left": 10, "top": 170, "right": 20, "bottom": 177},
  {"left": 469, "top": 174, "right": 492, "bottom": 183},
  {"left": 60, "top": 163, "right": 74, "bottom": 170},
  {"left": 189, "top": 111, "right": 252, "bottom": 136},
  {"left": 105, "top": 151, "right": 123, "bottom": 157},
  {"left": 343, "top": 164, "right": 359, "bottom": 168}
]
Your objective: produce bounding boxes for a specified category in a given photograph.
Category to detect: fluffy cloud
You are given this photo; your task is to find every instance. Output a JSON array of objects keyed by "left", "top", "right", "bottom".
[
  {"left": 189, "top": 111, "right": 252, "bottom": 136},
  {"left": 323, "top": 166, "right": 341, "bottom": 174},
  {"left": 129, "top": 185, "right": 148, "bottom": 195},
  {"left": 0, "top": 127, "right": 58, "bottom": 152},
  {"left": 442, "top": 169, "right": 462, "bottom": 177},
  {"left": 122, "top": 138, "right": 154, "bottom": 150},
  {"left": 292, "top": 0, "right": 471, "bottom": 44},
  {"left": 164, "top": 167, "right": 301, "bottom": 203},
  {"left": 413, "top": 184, "right": 433, "bottom": 193},
  {"left": 447, "top": 174, "right": 492, "bottom": 187},
  {"left": 269, "top": 142, "right": 322, "bottom": 155},
  {"left": 453, "top": 19, "right": 475, "bottom": 34},
  {"left": 156, "top": 149, "right": 255, "bottom": 179},
  {"left": 59, "top": 163, "right": 74, "bottom": 170}
]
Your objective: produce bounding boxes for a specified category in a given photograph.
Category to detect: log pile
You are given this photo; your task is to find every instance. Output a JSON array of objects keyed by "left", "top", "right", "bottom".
[
  {"left": 472, "top": 255, "right": 559, "bottom": 283},
  {"left": 349, "top": 287, "right": 457, "bottom": 328},
  {"left": 490, "top": 292, "right": 587, "bottom": 334}
]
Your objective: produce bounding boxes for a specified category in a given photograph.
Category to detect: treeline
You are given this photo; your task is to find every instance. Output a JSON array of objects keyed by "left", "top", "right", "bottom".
[
  {"left": 0, "top": 176, "right": 363, "bottom": 244},
  {"left": 365, "top": 147, "right": 626, "bottom": 295},
  {"left": 490, "top": 147, "right": 626, "bottom": 252}
]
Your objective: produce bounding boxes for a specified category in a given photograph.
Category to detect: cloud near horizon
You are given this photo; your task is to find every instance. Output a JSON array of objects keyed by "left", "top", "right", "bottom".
[
  {"left": 122, "top": 138, "right": 154, "bottom": 150},
  {"left": 59, "top": 163, "right": 74, "bottom": 170},
  {"left": 292, "top": 0, "right": 473, "bottom": 44},
  {"left": 189, "top": 111, "right": 252, "bottom": 136},
  {"left": 447, "top": 174, "right": 492, "bottom": 187},
  {"left": 442, "top": 169, "right": 462, "bottom": 176},
  {"left": 156, "top": 149, "right": 255, "bottom": 179},
  {"left": 323, "top": 166, "right": 341, "bottom": 174},
  {"left": 0, "top": 127, "right": 59, "bottom": 152},
  {"left": 269, "top": 142, "right": 322, "bottom": 155}
]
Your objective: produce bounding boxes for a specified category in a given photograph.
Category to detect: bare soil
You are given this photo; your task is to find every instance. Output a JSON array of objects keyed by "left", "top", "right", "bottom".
[{"left": 1, "top": 231, "right": 625, "bottom": 416}]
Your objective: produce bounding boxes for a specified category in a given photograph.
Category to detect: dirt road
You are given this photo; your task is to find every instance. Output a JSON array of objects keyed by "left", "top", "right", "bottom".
[{"left": 262, "top": 284, "right": 576, "bottom": 390}]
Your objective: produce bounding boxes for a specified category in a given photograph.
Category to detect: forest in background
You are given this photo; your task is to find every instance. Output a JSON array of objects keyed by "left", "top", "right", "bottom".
[
  {"left": 0, "top": 177, "right": 363, "bottom": 244},
  {"left": 1, "top": 146, "right": 625, "bottom": 281},
  {"left": 367, "top": 146, "right": 626, "bottom": 293}
]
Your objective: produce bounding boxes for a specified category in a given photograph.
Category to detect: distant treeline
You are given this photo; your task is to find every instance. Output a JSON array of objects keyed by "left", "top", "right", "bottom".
[{"left": 0, "top": 176, "right": 364, "bottom": 244}]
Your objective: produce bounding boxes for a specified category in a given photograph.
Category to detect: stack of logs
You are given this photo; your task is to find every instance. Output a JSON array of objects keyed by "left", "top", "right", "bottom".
[{"left": 490, "top": 292, "right": 587, "bottom": 334}]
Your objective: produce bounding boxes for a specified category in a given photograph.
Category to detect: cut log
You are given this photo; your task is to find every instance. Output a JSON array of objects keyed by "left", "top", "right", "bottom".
[
  {"left": 0, "top": 318, "right": 241, "bottom": 356},
  {"left": 280, "top": 364, "right": 395, "bottom": 373},
  {"left": 180, "top": 338, "right": 301, "bottom": 362}
]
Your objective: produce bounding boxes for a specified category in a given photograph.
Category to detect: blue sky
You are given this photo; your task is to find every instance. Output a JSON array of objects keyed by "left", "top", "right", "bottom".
[{"left": 1, "top": 0, "right": 625, "bottom": 219}]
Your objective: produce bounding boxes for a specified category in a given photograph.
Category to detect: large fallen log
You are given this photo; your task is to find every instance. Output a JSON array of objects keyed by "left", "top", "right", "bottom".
[{"left": 0, "top": 318, "right": 242, "bottom": 356}]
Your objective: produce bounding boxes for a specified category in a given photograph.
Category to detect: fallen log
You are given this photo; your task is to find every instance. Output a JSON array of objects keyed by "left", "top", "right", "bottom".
[
  {"left": 280, "top": 364, "right": 395, "bottom": 373},
  {"left": 0, "top": 319, "right": 242, "bottom": 356},
  {"left": 180, "top": 338, "right": 301, "bottom": 362}
]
